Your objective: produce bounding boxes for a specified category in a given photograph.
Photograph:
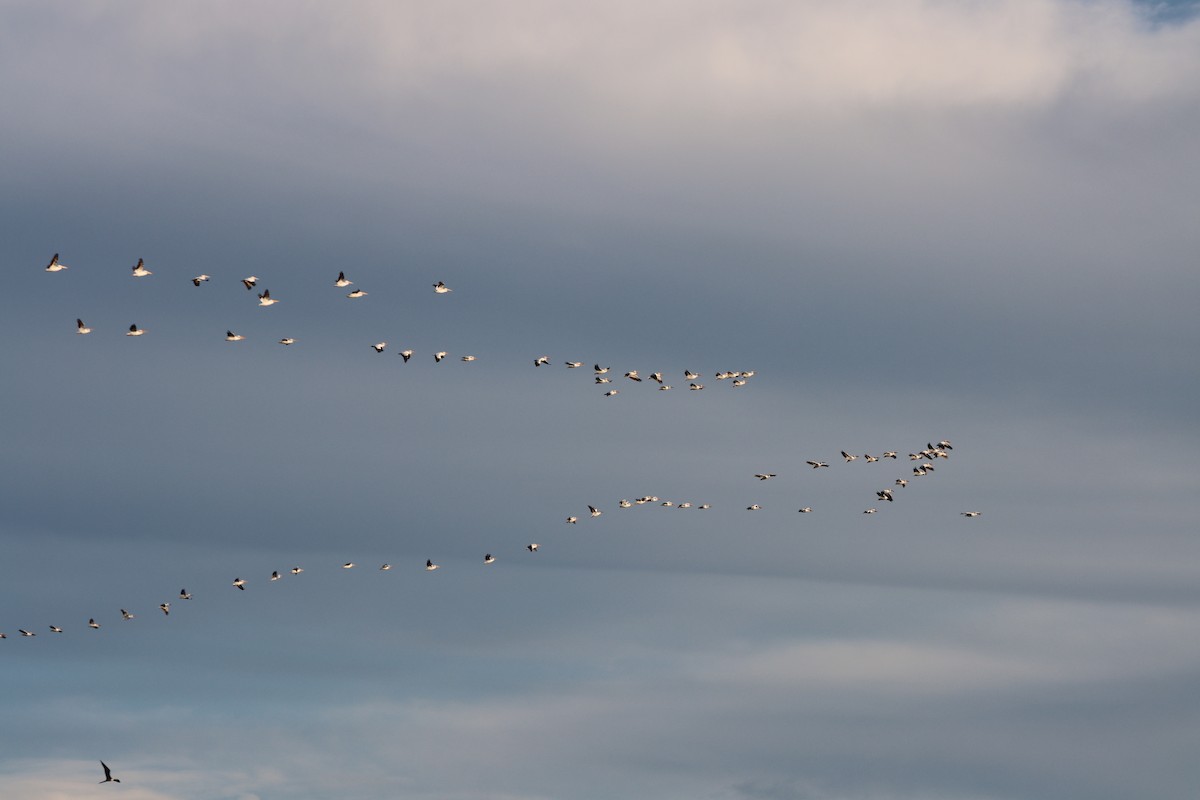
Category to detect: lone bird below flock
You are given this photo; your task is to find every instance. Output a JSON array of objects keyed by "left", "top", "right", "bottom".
[{"left": 346, "top": 289, "right": 367, "bottom": 299}]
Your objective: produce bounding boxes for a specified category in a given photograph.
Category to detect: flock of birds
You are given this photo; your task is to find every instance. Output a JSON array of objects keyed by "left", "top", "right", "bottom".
[{"left": 19, "top": 254, "right": 982, "bottom": 785}]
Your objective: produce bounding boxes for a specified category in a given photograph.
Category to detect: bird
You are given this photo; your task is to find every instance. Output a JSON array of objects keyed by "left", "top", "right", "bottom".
[
  {"left": 798, "top": 507, "right": 812, "bottom": 513},
  {"left": 527, "top": 543, "right": 540, "bottom": 552},
  {"left": 566, "top": 516, "right": 578, "bottom": 524},
  {"left": 76, "top": 318, "right": 92, "bottom": 335},
  {"left": 121, "top": 609, "right": 134, "bottom": 620},
  {"left": 0, "top": 633, "right": 6, "bottom": 639},
  {"left": 49, "top": 625, "right": 63, "bottom": 633},
  {"left": 45, "top": 253, "right": 68, "bottom": 272},
  {"left": 346, "top": 289, "right": 368, "bottom": 298},
  {"left": 335, "top": 271, "right": 352, "bottom": 287},
  {"left": 159, "top": 603, "right": 170, "bottom": 616},
  {"left": 534, "top": 355, "right": 551, "bottom": 367},
  {"left": 604, "top": 389, "right": 619, "bottom": 397},
  {"left": 379, "top": 563, "right": 392, "bottom": 571},
  {"left": 270, "top": 571, "right": 281, "bottom": 581},
  {"left": 877, "top": 489, "right": 894, "bottom": 502},
  {"left": 677, "top": 502, "right": 692, "bottom": 509},
  {"left": 232, "top": 578, "right": 246, "bottom": 590},
  {"left": 589, "top": 506, "right": 602, "bottom": 517},
  {"left": 371, "top": 342, "right": 387, "bottom": 353},
  {"left": 659, "top": 385, "right": 672, "bottom": 391},
  {"left": 399, "top": 349, "right": 413, "bottom": 362},
  {"left": 241, "top": 276, "right": 258, "bottom": 290},
  {"left": 433, "top": 281, "right": 452, "bottom": 293},
  {"left": 342, "top": 562, "right": 355, "bottom": 569},
  {"left": 565, "top": 361, "right": 583, "bottom": 368},
  {"left": 661, "top": 500, "right": 675, "bottom": 507},
  {"left": 258, "top": 289, "right": 278, "bottom": 306},
  {"left": 290, "top": 567, "right": 304, "bottom": 575},
  {"left": 841, "top": 451, "right": 858, "bottom": 462},
  {"left": 863, "top": 508, "right": 877, "bottom": 514},
  {"left": 126, "top": 324, "right": 145, "bottom": 337},
  {"left": 747, "top": 504, "right": 762, "bottom": 511},
  {"left": 753, "top": 473, "right": 777, "bottom": 481},
  {"left": 698, "top": 503, "right": 712, "bottom": 510},
  {"left": 938, "top": 440, "right": 953, "bottom": 450},
  {"left": 689, "top": 383, "right": 704, "bottom": 391},
  {"left": 882, "top": 451, "right": 898, "bottom": 459},
  {"left": 649, "top": 372, "right": 664, "bottom": 384},
  {"left": 179, "top": 589, "right": 191, "bottom": 599},
  {"left": 807, "top": 461, "right": 829, "bottom": 469},
  {"left": 961, "top": 511, "right": 982, "bottom": 518},
  {"left": 191, "top": 274, "right": 211, "bottom": 286},
  {"left": 278, "top": 337, "right": 296, "bottom": 345},
  {"left": 434, "top": 351, "right": 448, "bottom": 363},
  {"left": 19, "top": 629, "right": 36, "bottom": 637},
  {"left": 89, "top": 618, "right": 101, "bottom": 629},
  {"left": 460, "top": 355, "right": 477, "bottom": 362},
  {"left": 131, "top": 258, "right": 152, "bottom": 277},
  {"left": 624, "top": 370, "right": 642, "bottom": 381},
  {"left": 594, "top": 365, "right": 610, "bottom": 374},
  {"left": 99, "top": 761, "right": 120, "bottom": 784},
  {"left": 425, "top": 559, "right": 439, "bottom": 571},
  {"left": 483, "top": 554, "right": 496, "bottom": 564},
  {"left": 731, "top": 379, "right": 747, "bottom": 387},
  {"left": 865, "top": 454, "right": 879, "bottom": 463},
  {"left": 684, "top": 370, "right": 699, "bottom": 380},
  {"left": 225, "top": 330, "right": 245, "bottom": 341},
  {"left": 895, "top": 479, "right": 908, "bottom": 488},
  {"left": 618, "top": 499, "right": 632, "bottom": 508},
  {"left": 595, "top": 376, "right": 612, "bottom": 384}
]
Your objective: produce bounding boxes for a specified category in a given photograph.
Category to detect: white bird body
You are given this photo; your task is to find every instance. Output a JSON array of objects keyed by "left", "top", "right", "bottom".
[
  {"left": 131, "top": 258, "right": 152, "bottom": 277},
  {"left": 534, "top": 355, "right": 550, "bottom": 367},
  {"left": 425, "top": 559, "right": 439, "bottom": 571},
  {"left": 484, "top": 554, "right": 496, "bottom": 564},
  {"left": 689, "top": 383, "right": 704, "bottom": 390},
  {"left": 232, "top": 578, "right": 246, "bottom": 590},
  {"left": 46, "top": 253, "right": 68, "bottom": 272},
  {"left": 754, "top": 473, "right": 777, "bottom": 481},
  {"left": 747, "top": 504, "right": 762, "bottom": 511},
  {"left": 279, "top": 338, "right": 296, "bottom": 345},
  {"left": 258, "top": 289, "right": 278, "bottom": 306},
  {"left": 434, "top": 351, "right": 448, "bottom": 362},
  {"left": 527, "top": 543, "right": 539, "bottom": 552},
  {"left": 807, "top": 461, "right": 829, "bottom": 469},
  {"left": 399, "top": 350, "right": 413, "bottom": 362},
  {"left": 589, "top": 506, "right": 602, "bottom": 517},
  {"left": 76, "top": 319, "right": 91, "bottom": 335},
  {"left": 604, "top": 389, "right": 619, "bottom": 396},
  {"left": 335, "top": 271, "right": 352, "bottom": 287},
  {"left": 798, "top": 507, "right": 812, "bottom": 513},
  {"left": 684, "top": 370, "right": 699, "bottom": 380},
  {"left": 961, "top": 511, "right": 982, "bottom": 518},
  {"left": 372, "top": 342, "right": 387, "bottom": 353},
  {"left": 121, "top": 609, "right": 134, "bottom": 620},
  {"left": 126, "top": 324, "right": 145, "bottom": 336},
  {"left": 461, "top": 355, "right": 476, "bottom": 362},
  {"left": 192, "top": 274, "right": 211, "bottom": 286},
  {"left": 226, "top": 331, "right": 245, "bottom": 341},
  {"left": 89, "top": 618, "right": 101, "bottom": 629},
  {"left": 841, "top": 451, "right": 857, "bottom": 462},
  {"left": 242, "top": 276, "right": 258, "bottom": 290},
  {"left": 433, "top": 281, "right": 452, "bottom": 293},
  {"left": 346, "top": 289, "right": 367, "bottom": 298}
]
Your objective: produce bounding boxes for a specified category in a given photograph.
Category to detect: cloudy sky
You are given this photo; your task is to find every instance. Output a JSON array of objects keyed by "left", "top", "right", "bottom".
[{"left": 2, "top": 1, "right": 1199, "bottom": 798}]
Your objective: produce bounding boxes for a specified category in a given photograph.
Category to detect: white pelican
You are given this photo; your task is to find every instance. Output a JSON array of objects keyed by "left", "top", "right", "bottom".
[
  {"left": 566, "top": 516, "right": 577, "bottom": 524},
  {"left": 527, "top": 543, "right": 539, "bottom": 552},
  {"left": 877, "top": 489, "right": 894, "bottom": 502},
  {"left": 433, "top": 281, "right": 452, "bottom": 293},
  {"left": 534, "top": 355, "right": 550, "bottom": 367},
  {"left": 131, "top": 258, "right": 152, "bottom": 277},
  {"left": 595, "top": 376, "right": 611, "bottom": 384},
  {"left": 346, "top": 289, "right": 367, "bottom": 298},
  {"left": 689, "top": 383, "right": 704, "bottom": 390},
  {"left": 425, "top": 559, "right": 439, "bottom": 571},
  {"left": 594, "top": 365, "right": 610, "bottom": 374},
  {"left": 589, "top": 505, "right": 602, "bottom": 517},
  {"left": 126, "top": 324, "right": 145, "bottom": 337},
  {"left": 624, "top": 370, "right": 642, "bottom": 381},
  {"left": 179, "top": 589, "right": 191, "bottom": 599},
  {"left": 159, "top": 603, "right": 170, "bottom": 615},
  {"left": 225, "top": 331, "right": 245, "bottom": 341},
  {"left": 895, "top": 479, "right": 908, "bottom": 488},
  {"left": 290, "top": 566, "right": 304, "bottom": 575},
  {"left": 753, "top": 473, "right": 777, "bottom": 481},
  {"left": 50, "top": 625, "right": 63, "bottom": 633},
  {"left": 19, "top": 629, "right": 36, "bottom": 636},
  {"left": 961, "top": 511, "right": 982, "bottom": 518},
  {"left": 89, "top": 618, "right": 101, "bottom": 629},
  {"left": 484, "top": 554, "right": 496, "bottom": 564},
  {"left": 76, "top": 319, "right": 91, "bottom": 335},
  {"left": 242, "top": 276, "right": 258, "bottom": 290},
  {"left": 798, "top": 507, "right": 812, "bottom": 513},
  {"left": 46, "top": 253, "right": 68, "bottom": 272},
  {"left": 270, "top": 571, "right": 281, "bottom": 581},
  {"left": 659, "top": 385, "right": 672, "bottom": 391},
  {"left": 841, "top": 451, "right": 857, "bottom": 462},
  {"left": 371, "top": 342, "right": 387, "bottom": 353},
  {"left": 279, "top": 338, "right": 296, "bottom": 345},
  {"left": 807, "top": 461, "right": 829, "bottom": 469},
  {"left": 232, "top": 578, "right": 246, "bottom": 590},
  {"left": 434, "top": 351, "right": 448, "bottom": 362},
  {"left": 618, "top": 499, "right": 632, "bottom": 508},
  {"left": 342, "top": 562, "right": 355, "bottom": 569},
  {"left": 863, "top": 508, "right": 877, "bottom": 514},
  {"left": 258, "top": 289, "right": 278, "bottom": 306},
  {"left": 604, "top": 389, "right": 619, "bottom": 396},
  {"left": 461, "top": 355, "right": 477, "bottom": 362},
  {"left": 565, "top": 361, "right": 583, "bottom": 368},
  {"left": 121, "top": 609, "right": 134, "bottom": 620},
  {"left": 399, "top": 349, "right": 413, "bottom": 362},
  {"left": 747, "top": 504, "right": 762, "bottom": 511},
  {"left": 684, "top": 370, "right": 699, "bottom": 380},
  {"left": 335, "top": 271, "right": 352, "bottom": 287},
  {"left": 191, "top": 274, "right": 210, "bottom": 286},
  {"left": 698, "top": 503, "right": 711, "bottom": 509},
  {"left": 379, "top": 563, "right": 392, "bottom": 571}
]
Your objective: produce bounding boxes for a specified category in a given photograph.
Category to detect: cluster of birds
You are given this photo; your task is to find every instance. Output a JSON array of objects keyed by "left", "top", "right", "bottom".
[{"left": 53, "top": 254, "right": 756, "bottom": 394}]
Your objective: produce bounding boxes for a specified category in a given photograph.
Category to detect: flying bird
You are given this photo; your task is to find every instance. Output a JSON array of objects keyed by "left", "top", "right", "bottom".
[
  {"left": 863, "top": 508, "right": 877, "bottom": 514},
  {"left": 45, "top": 253, "right": 68, "bottom": 272},
  {"left": 19, "top": 629, "right": 36, "bottom": 637},
  {"left": 434, "top": 351, "right": 448, "bottom": 362},
  {"left": 565, "top": 361, "right": 583, "bottom": 368},
  {"left": 425, "top": 559, "right": 439, "bottom": 571},
  {"left": 159, "top": 603, "right": 170, "bottom": 615},
  {"left": 242, "top": 276, "right": 258, "bottom": 290},
  {"left": 747, "top": 504, "right": 762, "bottom": 511},
  {"left": 841, "top": 451, "right": 858, "bottom": 462},
  {"left": 270, "top": 571, "right": 281, "bottom": 581},
  {"left": 50, "top": 625, "right": 63, "bottom": 633},
  {"left": 527, "top": 543, "right": 540, "bottom": 552},
  {"left": 232, "top": 578, "right": 246, "bottom": 590},
  {"left": 588, "top": 505, "right": 602, "bottom": 517},
  {"left": 460, "top": 355, "right": 476, "bottom": 362},
  {"left": 604, "top": 389, "right": 619, "bottom": 396},
  {"left": 753, "top": 473, "right": 777, "bottom": 481},
  {"left": 961, "top": 511, "right": 982, "bottom": 518},
  {"left": 433, "top": 281, "right": 452, "bottom": 293},
  {"left": 89, "top": 618, "right": 101, "bottom": 629},
  {"left": 121, "top": 609, "right": 134, "bottom": 620},
  {"left": 371, "top": 342, "right": 387, "bottom": 353},
  {"left": 290, "top": 567, "right": 304, "bottom": 575},
  {"left": 807, "top": 461, "right": 829, "bottom": 469},
  {"left": 258, "top": 289, "right": 278, "bottom": 306},
  {"left": 76, "top": 319, "right": 91, "bottom": 335},
  {"left": 343, "top": 562, "right": 355, "bottom": 569},
  {"left": 379, "top": 563, "right": 392, "bottom": 571},
  {"left": 335, "top": 271, "right": 352, "bottom": 287},
  {"left": 895, "top": 479, "right": 908, "bottom": 488},
  {"left": 99, "top": 761, "right": 120, "bottom": 784},
  {"left": 618, "top": 499, "right": 632, "bottom": 508},
  {"left": 484, "top": 554, "right": 496, "bottom": 564},
  {"left": 684, "top": 370, "right": 699, "bottom": 380},
  {"left": 126, "top": 324, "right": 145, "bottom": 337},
  {"left": 191, "top": 274, "right": 210, "bottom": 286},
  {"left": 399, "top": 349, "right": 413, "bottom": 362},
  {"left": 689, "top": 383, "right": 704, "bottom": 390},
  {"left": 534, "top": 355, "right": 550, "bottom": 367},
  {"left": 566, "top": 516, "right": 577, "bottom": 524},
  {"left": 131, "top": 258, "right": 152, "bottom": 277},
  {"left": 624, "top": 370, "right": 642, "bottom": 381},
  {"left": 594, "top": 365, "right": 610, "bottom": 374},
  {"left": 279, "top": 338, "right": 296, "bottom": 345},
  {"left": 179, "top": 589, "right": 191, "bottom": 599},
  {"left": 225, "top": 331, "right": 245, "bottom": 341},
  {"left": 798, "top": 507, "right": 812, "bottom": 513},
  {"left": 346, "top": 289, "right": 368, "bottom": 298}
]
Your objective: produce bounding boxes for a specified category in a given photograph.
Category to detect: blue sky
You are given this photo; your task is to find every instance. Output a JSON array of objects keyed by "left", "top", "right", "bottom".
[{"left": 2, "top": 1, "right": 1199, "bottom": 798}]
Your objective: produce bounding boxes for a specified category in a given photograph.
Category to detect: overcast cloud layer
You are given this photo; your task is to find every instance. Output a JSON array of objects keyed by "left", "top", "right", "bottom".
[{"left": 2, "top": 2, "right": 1199, "bottom": 799}]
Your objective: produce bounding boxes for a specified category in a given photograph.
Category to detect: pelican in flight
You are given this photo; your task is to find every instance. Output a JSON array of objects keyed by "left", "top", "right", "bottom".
[
  {"left": 461, "top": 355, "right": 477, "bottom": 362},
  {"left": 807, "top": 461, "right": 829, "bottom": 469},
  {"left": 279, "top": 338, "right": 296, "bottom": 345},
  {"left": 841, "top": 451, "right": 858, "bottom": 462},
  {"left": 225, "top": 331, "right": 245, "bottom": 341},
  {"left": 290, "top": 567, "right": 304, "bottom": 575},
  {"left": 258, "top": 289, "right": 278, "bottom": 306},
  {"left": 566, "top": 516, "right": 578, "bottom": 524},
  {"left": 159, "top": 603, "right": 170, "bottom": 616},
  {"left": 798, "top": 507, "right": 812, "bottom": 513},
  {"left": 179, "top": 589, "right": 192, "bottom": 599},
  {"left": 242, "top": 276, "right": 258, "bottom": 290},
  {"left": 99, "top": 761, "right": 120, "bottom": 784},
  {"left": 191, "top": 274, "right": 211, "bottom": 286},
  {"left": 346, "top": 289, "right": 368, "bottom": 298},
  {"left": 126, "top": 324, "right": 146, "bottom": 337},
  {"left": 434, "top": 351, "right": 448, "bottom": 363},
  {"left": 425, "top": 559, "right": 439, "bottom": 571},
  {"left": 372, "top": 342, "right": 387, "bottom": 353},
  {"left": 46, "top": 253, "right": 68, "bottom": 272},
  {"left": 399, "top": 350, "right": 413, "bottom": 362},
  {"left": 379, "top": 563, "right": 392, "bottom": 571},
  {"left": 527, "top": 543, "right": 540, "bottom": 552},
  {"left": 753, "top": 473, "right": 777, "bottom": 481},
  {"left": 335, "top": 271, "right": 352, "bottom": 287},
  {"left": 76, "top": 319, "right": 92, "bottom": 335},
  {"left": 624, "top": 370, "right": 642, "bottom": 381},
  {"left": 565, "top": 361, "right": 583, "bottom": 368},
  {"left": 50, "top": 625, "right": 63, "bottom": 633},
  {"left": 19, "top": 629, "right": 36, "bottom": 637},
  {"left": 342, "top": 562, "right": 355, "bottom": 569},
  {"left": 121, "top": 609, "right": 134, "bottom": 620},
  {"left": 604, "top": 389, "right": 619, "bottom": 396},
  {"left": 232, "top": 578, "right": 246, "bottom": 590},
  {"left": 131, "top": 258, "right": 152, "bottom": 277},
  {"left": 588, "top": 505, "right": 602, "bottom": 517},
  {"left": 89, "top": 618, "right": 101, "bottom": 629},
  {"left": 433, "top": 281, "right": 452, "bottom": 293},
  {"left": 684, "top": 370, "right": 699, "bottom": 380},
  {"left": 484, "top": 554, "right": 496, "bottom": 564},
  {"left": 534, "top": 355, "right": 550, "bottom": 367},
  {"left": 689, "top": 383, "right": 704, "bottom": 391},
  {"left": 270, "top": 571, "right": 281, "bottom": 581},
  {"left": 747, "top": 504, "right": 762, "bottom": 511},
  {"left": 961, "top": 511, "right": 982, "bottom": 518}
]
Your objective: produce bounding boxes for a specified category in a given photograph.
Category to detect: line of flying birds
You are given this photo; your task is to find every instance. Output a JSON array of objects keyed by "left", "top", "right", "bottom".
[{"left": 51, "top": 254, "right": 757, "bottom": 393}]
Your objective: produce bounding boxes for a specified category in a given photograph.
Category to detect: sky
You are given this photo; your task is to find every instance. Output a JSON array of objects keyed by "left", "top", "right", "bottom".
[{"left": 2, "top": 1, "right": 1199, "bottom": 798}]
